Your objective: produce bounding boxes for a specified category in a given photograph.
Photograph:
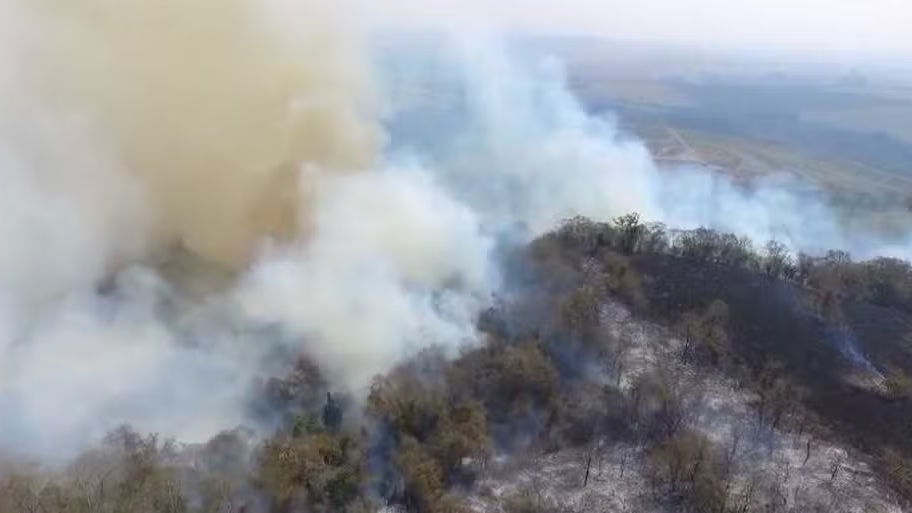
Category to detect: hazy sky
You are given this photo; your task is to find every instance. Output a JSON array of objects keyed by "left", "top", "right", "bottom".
[{"left": 373, "top": 0, "right": 912, "bottom": 59}]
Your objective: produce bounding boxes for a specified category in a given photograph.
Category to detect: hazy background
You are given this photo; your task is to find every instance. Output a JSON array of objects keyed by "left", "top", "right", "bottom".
[{"left": 371, "top": 0, "right": 912, "bottom": 60}]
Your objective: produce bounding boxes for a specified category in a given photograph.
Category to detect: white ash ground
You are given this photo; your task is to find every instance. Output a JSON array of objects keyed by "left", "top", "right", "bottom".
[{"left": 463, "top": 301, "right": 905, "bottom": 513}]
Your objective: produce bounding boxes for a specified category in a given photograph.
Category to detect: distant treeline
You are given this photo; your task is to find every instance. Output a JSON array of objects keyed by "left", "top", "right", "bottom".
[{"left": 552, "top": 213, "right": 912, "bottom": 316}]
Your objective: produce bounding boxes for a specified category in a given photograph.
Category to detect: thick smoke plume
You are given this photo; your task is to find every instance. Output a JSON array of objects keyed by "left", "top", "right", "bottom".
[
  {"left": 0, "top": 0, "right": 428, "bottom": 458},
  {"left": 2, "top": 4, "right": 911, "bottom": 462},
  {"left": 23, "top": 0, "right": 379, "bottom": 267},
  {"left": 0, "top": 0, "right": 497, "bottom": 459},
  {"left": 238, "top": 165, "right": 494, "bottom": 391}
]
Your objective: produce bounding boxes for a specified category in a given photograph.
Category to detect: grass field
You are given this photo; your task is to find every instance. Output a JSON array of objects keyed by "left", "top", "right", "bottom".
[{"left": 565, "top": 59, "right": 912, "bottom": 212}]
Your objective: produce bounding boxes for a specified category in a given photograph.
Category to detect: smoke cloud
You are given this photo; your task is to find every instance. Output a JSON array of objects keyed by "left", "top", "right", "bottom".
[
  {"left": 393, "top": 35, "right": 912, "bottom": 259},
  {"left": 23, "top": 0, "right": 380, "bottom": 266},
  {"left": 237, "top": 164, "right": 494, "bottom": 390},
  {"left": 0, "top": 0, "right": 497, "bottom": 459},
  {"left": 2, "top": 2, "right": 911, "bottom": 462},
  {"left": 0, "top": 0, "right": 388, "bottom": 457}
]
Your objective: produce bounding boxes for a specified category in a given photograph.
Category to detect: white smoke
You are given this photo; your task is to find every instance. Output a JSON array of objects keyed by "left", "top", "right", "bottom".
[
  {"left": 237, "top": 163, "right": 495, "bottom": 390},
  {"left": 0, "top": 0, "right": 500, "bottom": 459},
  {"left": 2, "top": 3, "right": 912, "bottom": 462},
  {"left": 394, "top": 34, "right": 912, "bottom": 259},
  {"left": 0, "top": 0, "right": 488, "bottom": 459},
  {"left": 0, "top": 271, "right": 256, "bottom": 458},
  {"left": 406, "top": 38, "right": 660, "bottom": 234}
]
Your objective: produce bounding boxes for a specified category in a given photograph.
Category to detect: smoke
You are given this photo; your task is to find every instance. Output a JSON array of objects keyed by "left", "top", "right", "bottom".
[
  {"left": 0, "top": 270, "right": 257, "bottom": 457},
  {"left": 0, "top": 0, "right": 498, "bottom": 459},
  {"left": 0, "top": 0, "right": 385, "bottom": 458},
  {"left": 22, "top": 0, "right": 380, "bottom": 267},
  {"left": 236, "top": 164, "right": 494, "bottom": 390},
  {"left": 1, "top": 1, "right": 911, "bottom": 462},
  {"left": 390, "top": 35, "right": 912, "bottom": 259},
  {"left": 428, "top": 39, "right": 662, "bottom": 234}
]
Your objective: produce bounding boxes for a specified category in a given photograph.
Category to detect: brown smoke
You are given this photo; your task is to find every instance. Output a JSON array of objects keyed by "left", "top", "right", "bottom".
[{"left": 23, "top": 0, "right": 380, "bottom": 268}]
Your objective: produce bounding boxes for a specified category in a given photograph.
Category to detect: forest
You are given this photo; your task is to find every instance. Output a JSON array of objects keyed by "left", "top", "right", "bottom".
[{"left": 3, "top": 213, "right": 912, "bottom": 513}]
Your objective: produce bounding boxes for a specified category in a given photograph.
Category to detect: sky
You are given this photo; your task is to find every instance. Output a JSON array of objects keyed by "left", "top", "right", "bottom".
[{"left": 371, "top": 0, "right": 912, "bottom": 59}]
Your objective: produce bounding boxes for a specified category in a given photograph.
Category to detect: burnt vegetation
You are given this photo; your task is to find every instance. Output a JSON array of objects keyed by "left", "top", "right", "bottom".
[{"left": 4, "top": 213, "right": 912, "bottom": 512}]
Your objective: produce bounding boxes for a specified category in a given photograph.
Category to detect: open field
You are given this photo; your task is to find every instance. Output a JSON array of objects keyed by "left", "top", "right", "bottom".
[
  {"left": 567, "top": 70, "right": 912, "bottom": 212},
  {"left": 544, "top": 37, "right": 912, "bottom": 206}
]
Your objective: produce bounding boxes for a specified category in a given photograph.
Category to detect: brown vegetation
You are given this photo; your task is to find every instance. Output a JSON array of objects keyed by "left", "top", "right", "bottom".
[{"left": 4, "top": 212, "right": 912, "bottom": 512}]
